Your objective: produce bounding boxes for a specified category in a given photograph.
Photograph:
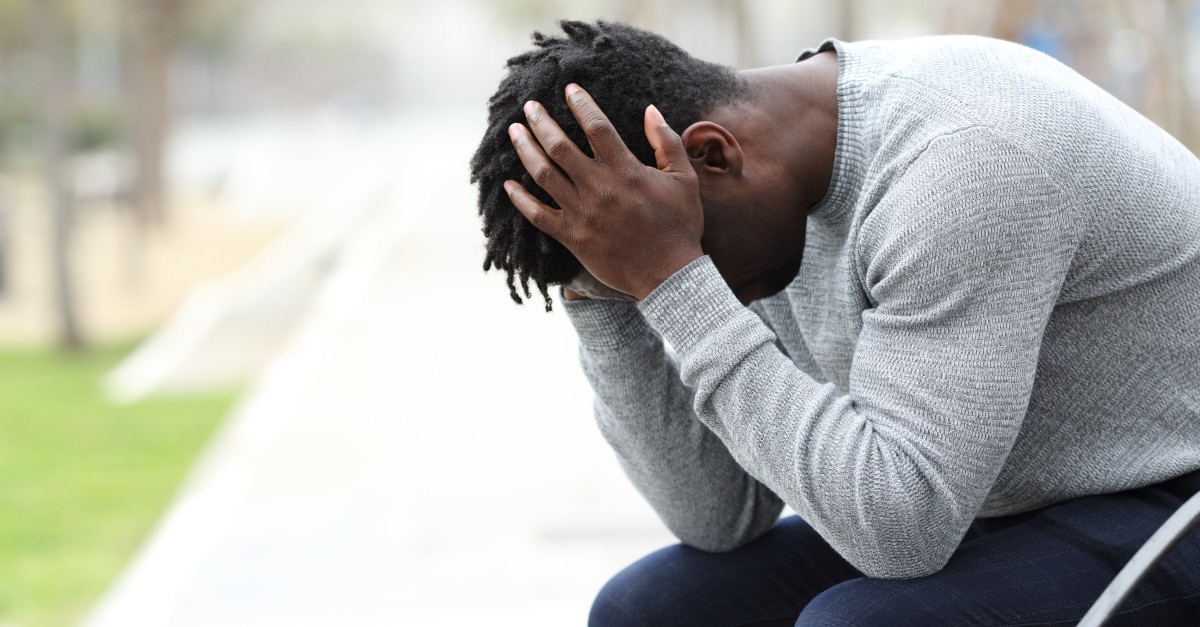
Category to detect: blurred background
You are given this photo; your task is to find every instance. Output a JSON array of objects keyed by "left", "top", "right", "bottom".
[{"left": 0, "top": 1, "right": 1197, "bottom": 625}]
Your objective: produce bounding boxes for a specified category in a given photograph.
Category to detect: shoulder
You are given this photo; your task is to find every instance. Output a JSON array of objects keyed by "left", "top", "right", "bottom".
[
  {"left": 838, "top": 36, "right": 1084, "bottom": 145},
  {"left": 854, "top": 127, "right": 1081, "bottom": 298},
  {"left": 862, "top": 126, "right": 1065, "bottom": 233}
]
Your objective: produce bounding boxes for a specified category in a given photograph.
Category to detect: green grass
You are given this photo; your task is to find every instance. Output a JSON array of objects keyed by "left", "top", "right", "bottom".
[{"left": 0, "top": 343, "right": 237, "bottom": 627}]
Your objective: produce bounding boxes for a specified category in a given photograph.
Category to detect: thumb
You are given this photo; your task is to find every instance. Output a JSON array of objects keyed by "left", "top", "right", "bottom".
[{"left": 644, "top": 104, "right": 690, "bottom": 175}]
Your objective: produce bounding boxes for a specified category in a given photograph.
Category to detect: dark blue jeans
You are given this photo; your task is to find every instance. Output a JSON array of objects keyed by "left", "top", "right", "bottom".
[{"left": 590, "top": 469, "right": 1200, "bottom": 626}]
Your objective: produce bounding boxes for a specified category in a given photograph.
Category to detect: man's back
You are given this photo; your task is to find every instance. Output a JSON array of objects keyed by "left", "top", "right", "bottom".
[
  {"left": 483, "top": 21, "right": 1200, "bottom": 621},
  {"left": 749, "top": 35, "right": 1200, "bottom": 517}
]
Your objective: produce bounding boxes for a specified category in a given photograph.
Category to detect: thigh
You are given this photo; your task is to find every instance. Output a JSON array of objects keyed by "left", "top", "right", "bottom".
[
  {"left": 589, "top": 515, "right": 861, "bottom": 627},
  {"left": 798, "top": 481, "right": 1200, "bottom": 626}
]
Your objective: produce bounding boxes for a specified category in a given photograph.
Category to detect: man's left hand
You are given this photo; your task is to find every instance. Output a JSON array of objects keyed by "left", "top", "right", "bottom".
[{"left": 504, "top": 83, "right": 705, "bottom": 301}]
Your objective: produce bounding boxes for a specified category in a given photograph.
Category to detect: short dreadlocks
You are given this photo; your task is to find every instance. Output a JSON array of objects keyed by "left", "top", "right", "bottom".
[{"left": 469, "top": 20, "right": 747, "bottom": 310}]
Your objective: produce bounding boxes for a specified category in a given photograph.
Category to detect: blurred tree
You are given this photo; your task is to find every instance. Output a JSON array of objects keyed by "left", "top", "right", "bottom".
[
  {"left": 78, "top": 0, "right": 122, "bottom": 105},
  {"left": 0, "top": 1, "right": 21, "bottom": 302},
  {"left": 0, "top": 183, "right": 8, "bottom": 298},
  {"left": 950, "top": 0, "right": 1197, "bottom": 152},
  {"left": 121, "top": 0, "right": 190, "bottom": 227},
  {"left": 1163, "top": 0, "right": 1193, "bottom": 148},
  {"left": 33, "top": 0, "right": 84, "bottom": 351},
  {"left": 0, "top": 0, "right": 31, "bottom": 47},
  {"left": 0, "top": 0, "right": 31, "bottom": 157}
]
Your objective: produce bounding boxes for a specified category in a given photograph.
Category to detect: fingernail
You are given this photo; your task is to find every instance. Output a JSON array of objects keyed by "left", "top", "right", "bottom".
[
  {"left": 507, "top": 123, "right": 520, "bottom": 141},
  {"left": 503, "top": 180, "right": 514, "bottom": 195},
  {"left": 648, "top": 104, "right": 666, "bottom": 126},
  {"left": 565, "top": 83, "right": 581, "bottom": 97},
  {"left": 524, "top": 101, "right": 536, "bottom": 116}
]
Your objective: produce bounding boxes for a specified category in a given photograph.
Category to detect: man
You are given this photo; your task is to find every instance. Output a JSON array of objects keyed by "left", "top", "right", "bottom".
[{"left": 469, "top": 20, "right": 1200, "bottom": 625}]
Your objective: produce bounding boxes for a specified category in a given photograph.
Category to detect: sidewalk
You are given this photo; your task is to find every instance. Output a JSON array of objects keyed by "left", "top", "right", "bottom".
[{"left": 84, "top": 111, "right": 674, "bottom": 627}]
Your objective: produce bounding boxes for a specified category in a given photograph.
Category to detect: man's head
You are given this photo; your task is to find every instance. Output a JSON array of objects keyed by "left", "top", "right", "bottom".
[{"left": 470, "top": 20, "right": 748, "bottom": 310}]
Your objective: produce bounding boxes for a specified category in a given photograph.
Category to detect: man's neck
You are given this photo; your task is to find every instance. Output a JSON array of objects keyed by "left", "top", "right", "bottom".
[{"left": 725, "top": 51, "right": 840, "bottom": 212}]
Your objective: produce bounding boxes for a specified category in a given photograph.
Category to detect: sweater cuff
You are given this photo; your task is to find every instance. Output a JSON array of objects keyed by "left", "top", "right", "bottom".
[
  {"left": 636, "top": 255, "right": 751, "bottom": 355},
  {"left": 561, "top": 288, "right": 660, "bottom": 351}
]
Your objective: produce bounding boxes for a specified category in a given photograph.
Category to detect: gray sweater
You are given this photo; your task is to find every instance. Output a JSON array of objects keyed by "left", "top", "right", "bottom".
[{"left": 562, "top": 36, "right": 1200, "bottom": 580}]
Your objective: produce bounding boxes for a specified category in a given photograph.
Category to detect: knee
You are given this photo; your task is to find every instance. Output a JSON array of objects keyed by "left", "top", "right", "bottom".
[
  {"left": 795, "top": 577, "right": 915, "bottom": 627},
  {"left": 587, "top": 566, "right": 646, "bottom": 627},
  {"left": 589, "top": 545, "right": 696, "bottom": 627}
]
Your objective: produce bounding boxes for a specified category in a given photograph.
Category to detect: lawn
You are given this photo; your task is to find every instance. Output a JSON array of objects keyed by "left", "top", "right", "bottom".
[{"left": 0, "top": 343, "right": 237, "bottom": 627}]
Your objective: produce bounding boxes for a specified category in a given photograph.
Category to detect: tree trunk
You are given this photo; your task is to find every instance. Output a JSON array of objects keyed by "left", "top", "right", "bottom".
[
  {"left": 0, "top": 184, "right": 9, "bottom": 298},
  {"left": 122, "top": 0, "right": 187, "bottom": 227},
  {"left": 33, "top": 0, "right": 85, "bottom": 351}
]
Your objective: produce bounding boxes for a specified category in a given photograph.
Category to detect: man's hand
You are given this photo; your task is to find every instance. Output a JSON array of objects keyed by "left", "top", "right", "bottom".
[{"left": 504, "top": 84, "right": 705, "bottom": 301}]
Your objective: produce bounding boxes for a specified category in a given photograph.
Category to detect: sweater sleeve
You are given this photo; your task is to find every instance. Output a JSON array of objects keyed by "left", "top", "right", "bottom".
[
  {"left": 636, "top": 129, "right": 1082, "bottom": 579},
  {"left": 561, "top": 293, "right": 784, "bottom": 551}
]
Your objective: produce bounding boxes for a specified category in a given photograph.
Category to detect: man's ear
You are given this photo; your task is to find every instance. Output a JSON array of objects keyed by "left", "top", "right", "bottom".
[{"left": 680, "top": 121, "right": 743, "bottom": 177}]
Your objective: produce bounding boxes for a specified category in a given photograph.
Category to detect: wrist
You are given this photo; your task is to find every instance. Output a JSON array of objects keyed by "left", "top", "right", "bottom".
[
  {"left": 562, "top": 296, "right": 656, "bottom": 351},
  {"left": 634, "top": 248, "right": 704, "bottom": 301},
  {"left": 562, "top": 286, "right": 589, "bottom": 301}
]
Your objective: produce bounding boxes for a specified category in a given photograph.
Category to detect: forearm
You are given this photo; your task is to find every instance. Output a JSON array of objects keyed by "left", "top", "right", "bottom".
[
  {"left": 564, "top": 296, "right": 783, "bottom": 550},
  {"left": 635, "top": 257, "right": 1026, "bottom": 579},
  {"left": 624, "top": 133, "right": 1083, "bottom": 579}
]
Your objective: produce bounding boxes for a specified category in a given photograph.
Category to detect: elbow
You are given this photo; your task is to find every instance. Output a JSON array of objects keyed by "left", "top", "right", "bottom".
[
  {"left": 857, "top": 554, "right": 951, "bottom": 580},
  {"left": 669, "top": 518, "right": 774, "bottom": 554},
  {"left": 852, "top": 535, "right": 957, "bottom": 580},
  {"left": 679, "top": 524, "right": 958, "bottom": 577},
  {"left": 667, "top": 505, "right": 780, "bottom": 554},
  {"left": 678, "top": 534, "right": 749, "bottom": 554},
  {"left": 666, "top": 479, "right": 783, "bottom": 553}
]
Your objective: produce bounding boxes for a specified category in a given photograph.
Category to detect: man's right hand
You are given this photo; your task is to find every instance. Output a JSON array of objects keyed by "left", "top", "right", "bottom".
[{"left": 562, "top": 269, "right": 639, "bottom": 302}]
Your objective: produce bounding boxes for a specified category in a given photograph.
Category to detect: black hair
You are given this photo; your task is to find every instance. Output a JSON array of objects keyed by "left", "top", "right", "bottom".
[{"left": 469, "top": 19, "right": 746, "bottom": 310}]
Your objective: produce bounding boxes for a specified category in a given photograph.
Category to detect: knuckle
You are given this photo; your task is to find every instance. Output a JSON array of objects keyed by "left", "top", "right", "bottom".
[
  {"left": 582, "top": 114, "right": 609, "bottom": 137},
  {"left": 527, "top": 208, "right": 551, "bottom": 231},
  {"left": 531, "top": 163, "right": 556, "bottom": 187},
  {"left": 545, "top": 138, "right": 572, "bottom": 161}
]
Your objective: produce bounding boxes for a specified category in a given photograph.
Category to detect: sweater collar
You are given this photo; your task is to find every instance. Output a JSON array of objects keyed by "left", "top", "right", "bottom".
[{"left": 797, "top": 38, "right": 868, "bottom": 227}]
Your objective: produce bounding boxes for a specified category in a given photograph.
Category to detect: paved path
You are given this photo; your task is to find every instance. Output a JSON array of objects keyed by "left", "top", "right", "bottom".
[{"left": 85, "top": 111, "right": 675, "bottom": 627}]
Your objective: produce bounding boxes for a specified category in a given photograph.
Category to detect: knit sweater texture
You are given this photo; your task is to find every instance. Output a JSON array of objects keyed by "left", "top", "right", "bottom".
[{"left": 561, "top": 35, "right": 1200, "bottom": 579}]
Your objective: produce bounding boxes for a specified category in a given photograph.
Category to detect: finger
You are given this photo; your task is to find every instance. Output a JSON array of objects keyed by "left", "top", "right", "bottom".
[
  {"left": 644, "top": 104, "right": 691, "bottom": 175},
  {"left": 523, "top": 100, "right": 589, "bottom": 178},
  {"left": 509, "top": 122, "right": 576, "bottom": 205},
  {"left": 565, "top": 83, "right": 633, "bottom": 165},
  {"left": 504, "top": 179, "right": 568, "bottom": 242}
]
